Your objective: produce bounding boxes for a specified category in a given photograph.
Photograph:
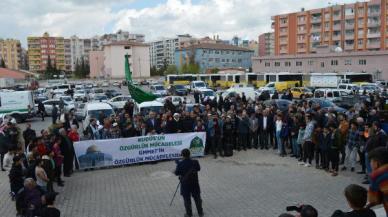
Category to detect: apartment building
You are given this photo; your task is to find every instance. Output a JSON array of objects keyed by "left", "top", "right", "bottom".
[
  {"left": 99, "top": 30, "right": 145, "bottom": 47},
  {"left": 27, "top": 32, "right": 65, "bottom": 72},
  {"left": 149, "top": 34, "right": 193, "bottom": 69},
  {"left": 69, "top": 36, "right": 94, "bottom": 71},
  {"left": 272, "top": 0, "right": 388, "bottom": 55},
  {"left": 0, "top": 39, "right": 22, "bottom": 70},
  {"left": 64, "top": 39, "right": 72, "bottom": 71},
  {"left": 175, "top": 43, "right": 254, "bottom": 73},
  {"left": 259, "top": 32, "right": 275, "bottom": 56}
]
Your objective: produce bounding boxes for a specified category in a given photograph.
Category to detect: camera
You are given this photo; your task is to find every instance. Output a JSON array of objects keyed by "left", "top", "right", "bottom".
[{"left": 286, "top": 205, "right": 303, "bottom": 212}]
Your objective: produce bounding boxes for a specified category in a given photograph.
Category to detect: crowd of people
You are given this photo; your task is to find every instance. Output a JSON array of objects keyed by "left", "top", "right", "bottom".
[{"left": 0, "top": 87, "right": 387, "bottom": 216}]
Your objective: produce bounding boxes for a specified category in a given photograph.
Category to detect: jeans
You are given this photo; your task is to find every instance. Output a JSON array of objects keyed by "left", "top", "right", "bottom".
[
  {"left": 276, "top": 131, "right": 283, "bottom": 155},
  {"left": 344, "top": 146, "right": 357, "bottom": 169},
  {"left": 183, "top": 193, "right": 203, "bottom": 216},
  {"left": 303, "top": 141, "right": 314, "bottom": 164},
  {"left": 292, "top": 137, "right": 299, "bottom": 157}
]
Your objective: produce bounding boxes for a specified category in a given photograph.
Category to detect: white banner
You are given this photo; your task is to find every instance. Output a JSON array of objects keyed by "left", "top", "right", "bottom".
[{"left": 74, "top": 132, "right": 206, "bottom": 170}]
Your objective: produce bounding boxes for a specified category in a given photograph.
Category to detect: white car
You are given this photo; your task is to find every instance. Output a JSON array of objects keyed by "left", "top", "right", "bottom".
[
  {"left": 101, "top": 81, "right": 109, "bottom": 87},
  {"left": 156, "top": 96, "right": 185, "bottom": 106},
  {"left": 89, "top": 88, "right": 104, "bottom": 99},
  {"left": 314, "top": 88, "right": 350, "bottom": 101},
  {"left": 42, "top": 99, "right": 75, "bottom": 116},
  {"left": 112, "top": 81, "right": 121, "bottom": 87},
  {"left": 74, "top": 90, "right": 89, "bottom": 101},
  {"left": 150, "top": 85, "right": 167, "bottom": 97},
  {"left": 190, "top": 81, "right": 207, "bottom": 91},
  {"left": 108, "top": 95, "right": 132, "bottom": 110},
  {"left": 82, "top": 102, "right": 115, "bottom": 130},
  {"left": 198, "top": 88, "right": 216, "bottom": 100},
  {"left": 134, "top": 101, "right": 164, "bottom": 116},
  {"left": 91, "top": 94, "right": 108, "bottom": 103},
  {"left": 74, "top": 103, "right": 86, "bottom": 121}
]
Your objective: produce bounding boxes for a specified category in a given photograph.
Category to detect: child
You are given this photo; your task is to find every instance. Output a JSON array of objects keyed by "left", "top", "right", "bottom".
[
  {"left": 329, "top": 125, "right": 341, "bottom": 176},
  {"left": 318, "top": 126, "right": 332, "bottom": 171},
  {"left": 367, "top": 147, "right": 388, "bottom": 214},
  {"left": 341, "top": 122, "right": 359, "bottom": 172},
  {"left": 331, "top": 184, "right": 376, "bottom": 217},
  {"left": 297, "top": 124, "right": 305, "bottom": 164}
]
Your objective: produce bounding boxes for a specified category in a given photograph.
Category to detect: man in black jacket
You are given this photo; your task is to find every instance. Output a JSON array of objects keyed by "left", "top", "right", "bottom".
[
  {"left": 175, "top": 149, "right": 204, "bottom": 217},
  {"left": 9, "top": 155, "right": 24, "bottom": 197},
  {"left": 23, "top": 123, "right": 36, "bottom": 150}
]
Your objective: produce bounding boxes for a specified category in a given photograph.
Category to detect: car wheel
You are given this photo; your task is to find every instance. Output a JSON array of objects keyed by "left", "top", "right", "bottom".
[{"left": 11, "top": 114, "right": 22, "bottom": 123}]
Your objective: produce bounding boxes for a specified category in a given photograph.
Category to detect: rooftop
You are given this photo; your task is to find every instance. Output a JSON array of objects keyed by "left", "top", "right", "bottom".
[
  {"left": 0, "top": 68, "right": 26, "bottom": 79},
  {"left": 179, "top": 43, "right": 253, "bottom": 52},
  {"left": 103, "top": 41, "right": 149, "bottom": 47}
]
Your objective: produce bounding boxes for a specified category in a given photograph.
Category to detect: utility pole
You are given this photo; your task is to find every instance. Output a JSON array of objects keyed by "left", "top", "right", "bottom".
[{"left": 138, "top": 57, "right": 141, "bottom": 78}]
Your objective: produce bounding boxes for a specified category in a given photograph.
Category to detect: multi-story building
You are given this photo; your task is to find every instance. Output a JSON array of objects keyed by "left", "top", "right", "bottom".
[
  {"left": 252, "top": 46, "right": 388, "bottom": 80},
  {"left": 27, "top": 32, "right": 65, "bottom": 72},
  {"left": 259, "top": 32, "right": 275, "bottom": 56},
  {"left": 99, "top": 30, "right": 145, "bottom": 47},
  {"left": 64, "top": 39, "right": 72, "bottom": 71},
  {"left": 175, "top": 43, "right": 254, "bottom": 73},
  {"left": 0, "top": 39, "right": 22, "bottom": 70},
  {"left": 69, "top": 36, "right": 93, "bottom": 71},
  {"left": 149, "top": 34, "right": 193, "bottom": 69},
  {"left": 271, "top": 0, "right": 388, "bottom": 55},
  {"left": 100, "top": 41, "right": 150, "bottom": 79}
]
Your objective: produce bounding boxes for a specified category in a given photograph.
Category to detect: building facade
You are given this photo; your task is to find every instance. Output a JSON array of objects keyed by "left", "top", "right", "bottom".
[
  {"left": 252, "top": 49, "right": 388, "bottom": 80},
  {"left": 69, "top": 36, "right": 94, "bottom": 71},
  {"left": 149, "top": 34, "right": 193, "bottom": 69},
  {"left": 259, "top": 32, "right": 275, "bottom": 56},
  {"left": 271, "top": 0, "right": 388, "bottom": 55},
  {"left": 175, "top": 43, "right": 254, "bottom": 73},
  {"left": 89, "top": 51, "right": 104, "bottom": 78},
  {"left": 27, "top": 32, "right": 65, "bottom": 72},
  {"left": 64, "top": 39, "right": 72, "bottom": 72},
  {"left": 101, "top": 42, "right": 150, "bottom": 79},
  {"left": 0, "top": 39, "right": 22, "bottom": 70},
  {"left": 99, "top": 30, "right": 145, "bottom": 48}
]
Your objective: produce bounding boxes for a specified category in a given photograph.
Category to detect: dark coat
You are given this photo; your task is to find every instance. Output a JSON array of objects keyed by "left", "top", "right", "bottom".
[
  {"left": 237, "top": 117, "right": 250, "bottom": 134},
  {"left": 175, "top": 158, "right": 201, "bottom": 197},
  {"left": 9, "top": 164, "right": 24, "bottom": 193},
  {"left": 146, "top": 118, "right": 161, "bottom": 134},
  {"left": 166, "top": 119, "right": 182, "bottom": 134},
  {"left": 0, "top": 132, "right": 10, "bottom": 154},
  {"left": 319, "top": 132, "right": 332, "bottom": 151},
  {"left": 23, "top": 128, "right": 36, "bottom": 147}
]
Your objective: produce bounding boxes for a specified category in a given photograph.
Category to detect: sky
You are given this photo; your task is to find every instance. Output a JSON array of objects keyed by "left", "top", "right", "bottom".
[{"left": 0, "top": 0, "right": 357, "bottom": 46}]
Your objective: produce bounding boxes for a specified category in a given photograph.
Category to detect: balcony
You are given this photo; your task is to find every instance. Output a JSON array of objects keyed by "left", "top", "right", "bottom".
[
  {"left": 368, "top": 10, "right": 381, "bottom": 17},
  {"left": 367, "top": 21, "right": 381, "bottom": 28},
  {"left": 367, "top": 42, "right": 380, "bottom": 49},
  {"left": 344, "top": 43, "right": 354, "bottom": 50},
  {"left": 333, "top": 14, "right": 341, "bottom": 20},
  {"left": 367, "top": 32, "right": 381, "bottom": 38},
  {"left": 333, "top": 24, "right": 341, "bottom": 31},
  {"left": 280, "top": 40, "right": 288, "bottom": 45},
  {"left": 345, "top": 23, "right": 355, "bottom": 29},
  {"left": 332, "top": 35, "right": 341, "bottom": 40},
  {"left": 297, "top": 19, "right": 306, "bottom": 25},
  {"left": 297, "top": 47, "right": 307, "bottom": 53},
  {"left": 279, "top": 22, "right": 288, "bottom": 27},
  {"left": 280, "top": 48, "right": 288, "bottom": 54},
  {"left": 345, "top": 33, "right": 355, "bottom": 40},
  {"left": 311, "top": 17, "right": 322, "bottom": 24},
  {"left": 279, "top": 31, "right": 288, "bottom": 36},
  {"left": 298, "top": 29, "right": 307, "bottom": 34},
  {"left": 311, "top": 27, "right": 322, "bottom": 33},
  {"left": 297, "top": 38, "right": 306, "bottom": 43}
]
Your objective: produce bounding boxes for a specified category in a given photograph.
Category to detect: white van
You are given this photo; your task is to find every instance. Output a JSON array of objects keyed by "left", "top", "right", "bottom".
[
  {"left": 337, "top": 83, "right": 359, "bottom": 93},
  {"left": 190, "top": 81, "right": 207, "bottom": 91},
  {"left": 0, "top": 91, "right": 35, "bottom": 123},
  {"left": 222, "top": 87, "right": 257, "bottom": 101},
  {"left": 314, "top": 88, "right": 350, "bottom": 101},
  {"left": 82, "top": 102, "right": 115, "bottom": 129},
  {"left": 134, "top": 101, "right": 164, "bottom": 116}
]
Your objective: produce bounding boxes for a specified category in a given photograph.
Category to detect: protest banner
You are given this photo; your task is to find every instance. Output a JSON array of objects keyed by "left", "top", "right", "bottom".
[{"left": 74, "top": 132, "right": 206, "bottom": 170}]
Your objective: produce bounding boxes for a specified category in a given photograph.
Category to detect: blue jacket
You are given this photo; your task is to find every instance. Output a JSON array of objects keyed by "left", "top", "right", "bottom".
[{"left": 175, "top": 159, "right": 201, "bottom": 197}]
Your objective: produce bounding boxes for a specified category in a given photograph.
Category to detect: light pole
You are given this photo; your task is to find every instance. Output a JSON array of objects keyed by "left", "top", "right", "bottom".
[{"left": 138, "top": 57, "right": 141, "bottom": 78}]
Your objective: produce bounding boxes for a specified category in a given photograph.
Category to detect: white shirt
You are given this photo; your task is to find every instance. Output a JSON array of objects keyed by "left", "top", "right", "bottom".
[
  {"left": 276, "top": 120, "right": 283, "bottom": 132},
  {"left": 3, "top": 152, "right": 14, "bottom": 171},
  {"left": 263, "top": 116, "right": 267, "bottom": 130}
]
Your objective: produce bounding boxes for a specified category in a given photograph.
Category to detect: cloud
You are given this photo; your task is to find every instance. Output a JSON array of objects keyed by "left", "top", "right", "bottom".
[{"left": 0, "top": 0, "right": 358, "bottom": 46}]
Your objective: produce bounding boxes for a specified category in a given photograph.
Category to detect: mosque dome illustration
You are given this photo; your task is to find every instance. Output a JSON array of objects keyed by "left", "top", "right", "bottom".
[{"left": 78, "top": 144, "right": 113, "bottom": 169}]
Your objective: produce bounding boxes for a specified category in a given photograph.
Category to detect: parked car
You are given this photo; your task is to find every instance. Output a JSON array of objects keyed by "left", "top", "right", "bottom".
[
  {"left": 168, "top": 84, "right": 188, "bottom": 96},
  {"left": 263, "top": 99, "right": 292, "bottom": 112},
  {"left": 107, "top": 95, "right": 132, "bottom": 110},
  {"left": 150, "top": 85, "right": 167, "bottom": 97},
  {"left": 156, "top": 96, "right": 185, "bottom": 106},
  {"left": 332, "top": 95, "right": 370, "bottom": 109},
  {"left": 101, "top": 81, "right": 109, "bottom": 87},
  {"left": 313, "top": 88, "right": 350, "bottom": 101},
  {"left": 290, "top": 87, "right": 313, "bottom": 99},
  {"left": 74, "top": 89, "right": 89, "bottom": 101},
  {"left": 105, "top": 89, "right": 121, "bottom": 98},
  {"left": 89, "top": 88, "right": 104, "bottom": 99},
  {"left": 199, "top": 88, "right": 216, "bottom": 100},
  {"left": 41, "top": 99, "right": 75, "bottom": 116},
  {"left": 74, "top": 103, "right": 86, "bottom": 121},
  {"left": 91, "top": 94, "right": 108, "bottom": 103},
  {"left": 82, "top": 102, "right": 115, "bottom": 129},
  {"left": 308, "top": 98, "right": 347, "bottom": 113},
  {"left": 134, "top": 101, "right": 164, "bottom": 116}
]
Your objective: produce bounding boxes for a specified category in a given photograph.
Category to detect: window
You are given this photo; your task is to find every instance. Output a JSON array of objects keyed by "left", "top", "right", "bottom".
[
  {"left": 359, "top": 59, "right": 367, "bottom": 65},
  {"left": 331, "top": 60, "right": 338, "bottom": 65},
  {"left": 285, "top": 62, "right": 291, "bottom": 67},
  {"left": 208, "top": 58, "right": 213, "bottom": 62},
  {"left": 265, "top": 62, "right": 270, "bottom": 67},
  {"left": 221, "top": 59, "right": 225, "bottom": 62},
  {"left": 345, "top": 59, "right": 352, "bottom": 65},
  {"left": 124, "top": 46, "right": 131, "bottom": 49},
  {"left": 321, "top": 62, "right": 325, "bottom": 67},
  {"left": 215, "top": 58, "right": 220, "bottom": 62},
  {"left": 275, "top": 62, "right": 280, "bottom": 67},
  {"left": 215, "top": 50, "right": 220, "bottom": 54},
  {"left": 237, "top": 59, "right": 242, "bottom": 63},
  {"left": 296, "top": 61, "right": 302, "bottom": 66},
  {"left": 308, "top": 60, "right": 314, "bottom": 65}
]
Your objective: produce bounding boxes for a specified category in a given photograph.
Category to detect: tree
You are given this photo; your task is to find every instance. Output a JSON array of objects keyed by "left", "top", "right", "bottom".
[
  {"left": 150, "top": 66, "right": 158, "bottom": 77},
  {"left": 179, "top": 46, "right": 200, "bottom": 74},
  {"left": 45, "top": 55, "right": 55, "bottom": 79},
  {"left": 0, "top": 59, "right": 5, "bottom": 68},
  {"left": 165, "top": 65, "right": 178, "bottom": 75},
  {"left": 73, "top": 57, "right": 90, "bottom": 78},
  {"left": 210, "top": 68, "right": 219, "bottom": 74}
]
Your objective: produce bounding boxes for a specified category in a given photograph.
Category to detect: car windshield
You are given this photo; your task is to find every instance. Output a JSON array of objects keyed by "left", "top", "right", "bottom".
[
  {"left": 195, "top": 82, "right": 206, "bottom": 88},
  {"left": 94, "top": 95, "right": 107, "bottom": 100},
  {"left": 175, "top": 85, "right": 185, "bottom": 90},
  {"left": 75, "top": 90, "right": 85, "bottom": 94},
  {"left": 88, "top": 109, "right": 114, "bottom": 119},
  {"left": 202, "top": 91, "right": 214, "bottom": 96},
  {"left": 154, "top": 86, "right": 164, "bottom": 90},
  {"left": 317, "top": 99, "right": 334, "bottom": 107},
  {"left": 140, "top": 106, "right": 163, "bottom": 115},
  {"left": 61, "top": 97, "right": 72, "bottom": 102},
  {"left": 94, "top": 89, "right": 104, "bottom": 93}
]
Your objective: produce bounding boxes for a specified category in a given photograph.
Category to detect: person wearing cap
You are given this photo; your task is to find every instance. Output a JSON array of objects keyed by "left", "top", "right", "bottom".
[{"left": 111, "top": 122, "right": 121, "bottom": 138}]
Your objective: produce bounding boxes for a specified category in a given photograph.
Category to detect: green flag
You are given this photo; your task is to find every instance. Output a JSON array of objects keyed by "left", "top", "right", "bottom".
[{"left": 124, "top": 54, "right": 157, "bottom": 103}]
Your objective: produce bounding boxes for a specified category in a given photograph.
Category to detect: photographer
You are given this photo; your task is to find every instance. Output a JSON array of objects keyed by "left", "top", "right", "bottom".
[{"left": 287, "top": 204, "right": 318, "bottom": 217}]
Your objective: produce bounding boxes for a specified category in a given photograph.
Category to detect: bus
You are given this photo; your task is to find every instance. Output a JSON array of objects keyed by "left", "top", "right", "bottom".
[
  {"left": 264, "top": 72, "right": 303, "bottom": 87},
  {"left": 246, "top": 73, "right": 265, "bottom": 87},
  {"left": 341, "top": 72, "right": 373, "bottom": 84},
  {"left": 165, "top": 74, "right": 196, "bottom": 86}
]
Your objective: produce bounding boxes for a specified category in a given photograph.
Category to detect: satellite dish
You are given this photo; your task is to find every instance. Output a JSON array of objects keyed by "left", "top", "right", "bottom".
[{"left": 334, "top": 46, "right": 343, "bottom": 53}]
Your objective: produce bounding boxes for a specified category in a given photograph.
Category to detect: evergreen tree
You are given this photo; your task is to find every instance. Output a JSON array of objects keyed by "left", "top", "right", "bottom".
[{"left": 45, "top": 56, "right": 54, "bottom": 79}]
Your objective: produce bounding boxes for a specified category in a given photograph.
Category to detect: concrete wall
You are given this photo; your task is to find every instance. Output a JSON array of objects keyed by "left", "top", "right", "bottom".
[
  {"left": 103, "top": 44, "right": 150, "bottom": 79},
  {"left": 89, "top": 51, "right": 104, "bottom": 78},
  {"left": 252, "top": 51, "right": 388, "bottom": 80}
]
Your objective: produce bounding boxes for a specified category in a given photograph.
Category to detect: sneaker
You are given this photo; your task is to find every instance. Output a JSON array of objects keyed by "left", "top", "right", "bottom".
[
  {"left": 298, "top": 162, "right": 305, "bottom": 166},
  {"left": 304, "top": 163, "right": 311, "bottom": 167}
]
